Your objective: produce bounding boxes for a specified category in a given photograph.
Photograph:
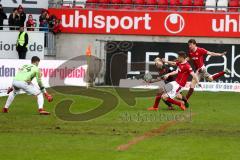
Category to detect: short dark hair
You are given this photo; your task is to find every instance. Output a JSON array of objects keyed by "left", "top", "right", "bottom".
[
  {"left": 188, "top": 39, "right": 197, "bottom": 45},
  {"left": 178, "top": 51, "right": 187, "bottom": 58},
  {"left": 13, "top": 8, "right": 17, "bottom": 12},
  {"left": 31, "top": 56, "right": 40, "bottom": 63}
]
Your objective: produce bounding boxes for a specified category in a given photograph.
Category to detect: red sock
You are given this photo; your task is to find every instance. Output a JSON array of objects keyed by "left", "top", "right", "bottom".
[
  {"left": 212, "top": 71, "right": 225, "bottom": 80},
  {"left": 166, "top": 98, "right": 182, "bottom": 107},
  {"left": 153, "top": 95, "right": 161, "bottom": 108}
]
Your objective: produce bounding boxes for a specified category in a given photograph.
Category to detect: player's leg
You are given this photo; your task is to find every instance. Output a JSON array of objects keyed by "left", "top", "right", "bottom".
[
  {"left": 163, "top": 100, "right": 174, "bottom": 110},
  {"left": 162, "top": 94, "right": 186, "bottom": 111},
  {"left": 162, "top": 81, "right": 186, "bottom": 110},
  {"left": 207, "top": 68, "right": 231, "bottom": 82},
  {"left": 148, "top": 92, "right": 162, "bottom": 111},
  {"left": 2, "top": 81, "right": 21, "bottom": 113},
  {"left": 186, "top": 78, "right": 197, "bottom": 100},
  {"left": 2, "top": 91, "right": 17, "bottom": 113},
  {"left": 24, "top": 83, "right": 50, "bottom": 115},
  {"left": 176, "top": 93, "right": 189, "bottom": 108}
]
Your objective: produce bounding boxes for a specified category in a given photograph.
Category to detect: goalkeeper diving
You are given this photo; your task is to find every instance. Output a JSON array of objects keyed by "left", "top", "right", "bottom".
[{"left": 2, "top": 56, "right": 53, "bottom": 115}]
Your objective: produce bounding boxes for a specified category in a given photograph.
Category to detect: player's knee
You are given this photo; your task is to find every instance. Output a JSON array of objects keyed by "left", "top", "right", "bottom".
[
  {"left": 208, "top": 76, "right": 213, "bottom": 82},
  {"left": 190, "top": 81, "right": 197, "bottom": 88},
  {"left": 176, "top": 94, "right": 182, "bottom": 99},
  {"left": 162, "top": 94, "right": 168, "bottom": 100}
]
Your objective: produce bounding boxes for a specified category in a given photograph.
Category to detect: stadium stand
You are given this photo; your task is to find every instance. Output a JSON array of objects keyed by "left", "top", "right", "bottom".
[{"left": 61, "top": 0, "right": 240, "bottom": 12}]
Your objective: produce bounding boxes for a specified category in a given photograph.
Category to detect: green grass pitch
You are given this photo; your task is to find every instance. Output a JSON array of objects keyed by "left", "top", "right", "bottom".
[{"left": 0, "top": 87, "right": 240, "bottom": 160}]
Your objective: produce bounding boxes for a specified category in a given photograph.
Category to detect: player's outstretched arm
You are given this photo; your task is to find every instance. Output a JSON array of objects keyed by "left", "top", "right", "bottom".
[
  {"left": 207, "top": 51, "right": 226, "bottom": 57},
  {"left": 162, "top": 58, "right": 177, "bottom": 66},
  {"left": 164, "top": 70, "right": 178, "bottom": 79}
]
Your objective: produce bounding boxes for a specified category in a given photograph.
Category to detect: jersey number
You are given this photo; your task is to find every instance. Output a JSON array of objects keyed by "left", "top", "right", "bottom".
[{"left": 22, "top": 65, "right": 33, "bottom": 72}]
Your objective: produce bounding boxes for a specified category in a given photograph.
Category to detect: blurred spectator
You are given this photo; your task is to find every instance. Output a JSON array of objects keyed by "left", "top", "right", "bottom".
[
  {"left": 17, "top": 5, "right": 26, "bottom": 27},
  {"left": 53, "top": 19, "right": 62, "bottom": 34},
  {"left": 40, "top": 18, "right": 49, "bottom": 32},
  {"left": 0, "top": 4, "right": 7, "bottom": 30},
  {"left": 16, "top": 26, "right": 28, "bottom": 59},
  {"left": 9, "top": 8, "right": 20, "bottom": 30},
  {"left": 48, "top": 14, "right": 57, "bottom": 30},
  {"left": 26, "top": 14, "right": 35, "bottom": 31},
  {"left": 39, "top": 9, "right": 49, "bottom": 26}
]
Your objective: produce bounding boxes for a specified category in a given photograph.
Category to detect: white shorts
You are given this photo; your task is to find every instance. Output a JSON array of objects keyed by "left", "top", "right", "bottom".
[
  {"left": 165, "top": 81, "right": 183, "bottom": 99},
  {"left": 196, "top": 66, "right": 211, "bottom": 81},
  {"left": 13, "top": 80, "right": 41, "bottom": 96}
]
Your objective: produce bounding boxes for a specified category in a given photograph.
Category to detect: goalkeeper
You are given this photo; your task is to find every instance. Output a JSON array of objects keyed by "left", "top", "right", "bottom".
[
  {"left": 147, "top": 57, "right": 188, "bottom": 111},
  {"left": 2, "top": 56, "right": 53, "bottom": 115}
]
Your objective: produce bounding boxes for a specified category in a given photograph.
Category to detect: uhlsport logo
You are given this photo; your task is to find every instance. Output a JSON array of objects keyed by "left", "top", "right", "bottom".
[{"left": 164, "top": 14, "right": 185, "bottom": 34}]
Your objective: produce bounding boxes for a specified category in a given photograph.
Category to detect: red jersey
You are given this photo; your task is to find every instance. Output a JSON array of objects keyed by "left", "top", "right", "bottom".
[
  {"left": 189, "top": 47, "right": 208, "bottom": 70},
  {"left": 175, "top": 61, "right": 193, "bottom": 87}
]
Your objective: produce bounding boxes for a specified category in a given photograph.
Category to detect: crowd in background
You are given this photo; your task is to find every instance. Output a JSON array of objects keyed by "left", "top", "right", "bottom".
[{"left": 0, "top": 4, "right": 62, "bottom": 34}]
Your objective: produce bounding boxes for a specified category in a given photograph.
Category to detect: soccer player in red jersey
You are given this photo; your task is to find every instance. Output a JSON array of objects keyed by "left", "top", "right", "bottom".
[
  {"left": 186, "top": 39, "right": 231, "bottom": 100},
  {"left": 148, "top": 51, "right": 199, "bottom": 111},
  {"left": 147, "top": 57, "right": 189, "bottom": 111}
]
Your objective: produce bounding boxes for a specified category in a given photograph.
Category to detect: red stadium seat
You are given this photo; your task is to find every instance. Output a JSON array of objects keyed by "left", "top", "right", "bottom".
[
  {"left": 169, "top": 0, "right": 180, "bottom": 11},
  {"left": 158, "top": 0, "right": 168, "bottom": 5},
  {"left": 98, "top": 0, "right": 110, "bottom": 8},
  {"left": 229, "top": 0, "right": 239, "bottom": 12},
  {"left": 134, "top": 0, "right": 145, "bottom": 10},
  {"left": 157, "top": 0, "right": 168, "bottom": 10},
  {"left": 181, "top": 0, "right": 193, "bottom": 11},
  {"left": 110, "top": 0, "right": 122, "bottom": 9},
  {"left": 193, "top": 0, "right": 204, "bottom": 11},
  {"left": 146, "top": 0, "right": 157, "bottom": 10},
  {"left": 122, "top": 0, "right": 133, "bottom": 9},
  {"left": 146, "top": 0, "right": 157, "bottom": 5}
]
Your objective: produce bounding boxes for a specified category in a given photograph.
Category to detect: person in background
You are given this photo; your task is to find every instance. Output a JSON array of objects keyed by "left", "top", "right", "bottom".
[
  {"left": 18, "top": 5, "right": 26, "bottom": 27},
  {"left": 39, "top": 9, "right": 49, "bottom": 27},
  {"left": 0, "top": 4, "right": 7, "bottom": 30},
  {"left": 48, "top": 14, "right": 57, "bottom": 31},
  {"left": 26, "top": 14, "right": 35, "bottom": 31},
  {"left": 16, "top": 26, "right": 28, "bottom": 59},
  {"left": 8, "top": 8, "right": 20, "bottom": 30},
  {"left": 52, "top": 19, "right": 62, "bottom": 34},
  {"left": 39, "top": 18, "right": 49, "bottom": 32}
]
